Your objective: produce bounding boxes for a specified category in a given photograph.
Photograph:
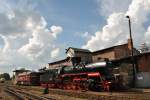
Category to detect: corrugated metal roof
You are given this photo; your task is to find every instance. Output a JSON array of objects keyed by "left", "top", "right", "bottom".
[
  {"left": 66, "top": 47, "right": 91, "bottom": 53},
  {"left": 48, "top": 57, "right": 70, "bottom": 65}
]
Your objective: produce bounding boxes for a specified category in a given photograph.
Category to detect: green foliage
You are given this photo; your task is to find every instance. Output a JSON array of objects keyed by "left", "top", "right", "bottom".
[{"left": 0, "top": 73, "right": 11, "bottom": 80}]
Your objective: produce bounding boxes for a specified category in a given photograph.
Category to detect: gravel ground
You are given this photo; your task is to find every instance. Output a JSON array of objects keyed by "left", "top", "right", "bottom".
[
  {"left": 21, "top": 86, "right": 150, "bottom": 100},
  {"left": 30, "top": 90, "right": 87, "bottom": 100},
  {"left": 6, "top": 84, "right": 150, "bottom": 100},
  {"left": 0, "top": 83, "right": 15, "bottom": 100},
  {"left": 12, "top": 85, "right": 87, "bottom": 100}
]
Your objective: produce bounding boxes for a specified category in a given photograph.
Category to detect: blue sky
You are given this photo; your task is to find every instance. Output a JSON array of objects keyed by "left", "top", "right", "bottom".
[
  {"left": 0, "top": 0, "right": 150, "bottom": 74},
  {"left": 0, "top": 0, "right": 106, "bottom": 74},
  {"left": 34, "top": 0, "right": 105, "bottom": 47},
  {"left": 33, "top": 0, "right": 106, "bottom": 61}
]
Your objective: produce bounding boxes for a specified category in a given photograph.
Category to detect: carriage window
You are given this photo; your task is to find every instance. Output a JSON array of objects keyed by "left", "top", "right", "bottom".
[{"left": 97, "top": 57, "right": 101, "bottom": 61}]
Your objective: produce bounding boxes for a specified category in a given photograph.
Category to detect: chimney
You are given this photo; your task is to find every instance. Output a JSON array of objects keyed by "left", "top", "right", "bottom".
[{"left": 127, "top": 39, "right": 132, "bottom": 50}]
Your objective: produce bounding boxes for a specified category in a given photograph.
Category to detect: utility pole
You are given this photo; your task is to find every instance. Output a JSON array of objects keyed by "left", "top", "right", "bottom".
[{"left": 126, "top": 16, "right": 136, "bottom": 87}]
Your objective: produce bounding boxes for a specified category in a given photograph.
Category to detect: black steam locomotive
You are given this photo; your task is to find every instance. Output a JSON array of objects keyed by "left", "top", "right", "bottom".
[{"left": 40, "top": 61, "right": 115, "bottom": 91}]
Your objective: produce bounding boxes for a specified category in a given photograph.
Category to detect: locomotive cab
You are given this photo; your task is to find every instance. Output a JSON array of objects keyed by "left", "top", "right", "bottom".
[
  {"left": 58, "top": 61, "right": 114, "bottom": 91},
  {"left": 85, "top": 61, "right": 114, "bottom": 91}
]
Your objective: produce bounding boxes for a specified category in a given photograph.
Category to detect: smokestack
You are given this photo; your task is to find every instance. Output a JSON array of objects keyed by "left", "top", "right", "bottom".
[{"left": 127, "top": 39, "right": 132, "bottom": 50}]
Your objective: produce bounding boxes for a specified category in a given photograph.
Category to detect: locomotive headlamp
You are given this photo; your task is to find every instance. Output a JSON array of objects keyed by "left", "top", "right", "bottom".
[{"left": 108, "top": 82, "right": 111, "bottom": 84}]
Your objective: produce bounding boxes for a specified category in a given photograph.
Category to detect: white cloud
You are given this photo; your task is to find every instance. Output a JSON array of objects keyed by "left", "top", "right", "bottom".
[
  {"left": 145, "top": 26, "right": 150, "bottom": 45},
  {"left": 97, "top": 0, "right": 131, "bottom": 17},
  {"left": 50, "top": 25, "right": 63, "bottom": 33},
  {"left": 50, "top": 48, "right": 60, "bottom": 58},
  {"left": 50, "top": 25, "right": 63, "bottom": 38},
  {"left": 82, "top": 32, "right": 91, "bottom": 38},
  {"left": 0, "top": 2, "right": 63, "bottom": 72},
  {"left": 75, "top": 32, "right": 91, "bottom": 40},
  {"left": 84, "top": 0, "right": 150, "bottom": 51},
  {"left": 83, "top": 13, "right": 128, "bottom": 51}
]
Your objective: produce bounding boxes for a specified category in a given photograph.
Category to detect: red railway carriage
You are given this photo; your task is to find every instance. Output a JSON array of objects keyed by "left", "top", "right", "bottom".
[{"left": 16, "top": 72, "right": 40, "bottom": 86}]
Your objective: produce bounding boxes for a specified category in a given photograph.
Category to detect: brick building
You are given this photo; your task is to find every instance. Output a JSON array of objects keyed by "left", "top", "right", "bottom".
[
  {"left": 136, "top": 52, "right": 150, "bottom": 72},
  {"left": 113, "top": 52, "right": 150, "bottom": 72},
  {"left": 135, "top": 52, "right": 150, "bottom": 87},
  {"left": 48, "top": 48, "right": 92, "bottom": 68},
  {"left": 48, "top": 39, "right": 138, "bottom": 68},
  {"left": 92, "top": 39, "right": 139, "bottom": 63},
  {"left": 92, "top": 44, "right": 130, "bottom": 62}
]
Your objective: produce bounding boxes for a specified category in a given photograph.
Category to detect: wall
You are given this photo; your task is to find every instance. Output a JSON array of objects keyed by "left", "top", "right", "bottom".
[
  {"left": 66, "top": 48, "right": 75, "bottom": 57},
  {"left": 75, "top": 52, "right": 92, "bottom": 64},
  {"left": 114, "top": 44, "right": 131, "bottom": 59},
  {"left": 136, "top": 72, "right": 150, "bottom": 88},
  {"left": 137, "top": 53, "right": 150, "bottom": 72},
  {"left": 92, "top": 51, "right": 115, "bottom": 63},
  {"left": 66, "top": 48, "right": 92, "bottom": 64}
]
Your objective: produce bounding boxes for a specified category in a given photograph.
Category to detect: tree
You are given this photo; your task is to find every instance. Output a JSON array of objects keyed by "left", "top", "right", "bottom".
[
  {"left": 139, "top": 43, "right": 149, "bottom": 53},
  {"left": 0, "top": 73, "right": 11, "bottom": 80}
]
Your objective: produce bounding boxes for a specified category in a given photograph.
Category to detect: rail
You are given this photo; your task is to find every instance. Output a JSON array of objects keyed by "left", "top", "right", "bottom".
[
  {"left": 4, "top": 86, "right": 55, "bottom": 100},
  {"left": 5, "top": 85, "right": 150, "bottom": 100}
]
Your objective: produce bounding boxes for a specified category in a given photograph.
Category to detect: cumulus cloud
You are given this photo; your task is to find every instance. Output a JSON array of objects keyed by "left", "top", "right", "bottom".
[
  {"left": 83, "top": 0, "right": 150, "bottom": 51},
  {"left": 50, "top": 26, "right": 63, "bottom": 38},
  {"left": 82, "top": 32, "right": 91, "bottom": 39},
  {"left": 145, "top": 26, "right": 150, "bottom": 44},
  {"left": 0, "top": 2, "right": 63, "bottom": 71},
  {"left": 50, "top": 48, "right": 60, "bottom": 58},
  {"left": 83, "top": 13, "right": 129, "bottom": 50},
  {"left": 75, "top": 32, "right": 91, "bottom": 40},
  {"left": 97, "top": 0, "right": 131, "bottom": 17},
  {"left": 50, "top": 26, "right": 63, "bottom": 35},
  {"left": 18, "top": 24, "right": 62, "bottom": 61}
]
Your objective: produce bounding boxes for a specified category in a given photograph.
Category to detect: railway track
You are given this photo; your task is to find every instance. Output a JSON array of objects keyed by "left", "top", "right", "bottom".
[
  {"left": 10, "top": 86, "right": 139, "bottom": 100},
  {"left": 4, "top": 86, "right": 55, "bottom": 100},
  {"left": 5, "top": 85, "right": 150, "bottom": 100}
]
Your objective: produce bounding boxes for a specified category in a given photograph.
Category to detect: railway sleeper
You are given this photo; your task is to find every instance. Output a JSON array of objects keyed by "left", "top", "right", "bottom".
[{"left": 5, "top": 87, "right": 54, "bottom": 100}]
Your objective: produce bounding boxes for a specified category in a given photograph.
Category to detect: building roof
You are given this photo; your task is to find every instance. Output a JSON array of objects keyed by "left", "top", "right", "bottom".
[
  {"left": 13, "top": 69, "right": 30, "bottom": 72},
  {"left": 66, "top": 47, "right": 91, "bottom": 53},
  {"left": 111, "top": 51, "right": 150, "bottom": 64},
  {"left": 48, "top": 57, "right": 70, "bottom": 65},
  {"left": 136, "top": 51, "right": 150, "bottom": 57},
  {"left": 92, "top": 44, "right": 127, "bottom": 54}
]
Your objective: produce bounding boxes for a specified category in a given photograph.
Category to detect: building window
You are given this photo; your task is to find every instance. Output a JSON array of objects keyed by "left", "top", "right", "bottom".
[{"left": 97, "top": 57, "right": 101, "bottom": 61}]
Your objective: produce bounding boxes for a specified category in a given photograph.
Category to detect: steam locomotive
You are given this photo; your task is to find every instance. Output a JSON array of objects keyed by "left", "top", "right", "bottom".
[{"left": 40, "top": 61, "right": 115, "bottom": 91}]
